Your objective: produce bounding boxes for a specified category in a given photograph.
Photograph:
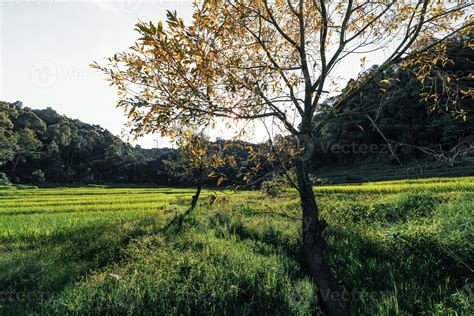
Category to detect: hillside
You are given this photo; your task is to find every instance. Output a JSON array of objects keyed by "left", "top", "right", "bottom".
[
  {"left": 309, "top": 36, "right": 473, "bottom": 172},
  {"left": 0, "top": 101, "right": 173, "bottom": 184}
]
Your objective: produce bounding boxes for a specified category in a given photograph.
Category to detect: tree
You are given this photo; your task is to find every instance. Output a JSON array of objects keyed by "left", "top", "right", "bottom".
[
  {"left": 11, "top": 128, "right": 42, "bottom": 176},
  {"left": 163, "top": 133, "right": 229, "bottom": 209},
  {"left": 95, "top": 2, "right": 472, "bottom": 313},
  {"left": 15, "top": 111, "right": 47, "bottom": 133},
  {"left": 0, "top": 108, "right": 17, "bottom": 166}
]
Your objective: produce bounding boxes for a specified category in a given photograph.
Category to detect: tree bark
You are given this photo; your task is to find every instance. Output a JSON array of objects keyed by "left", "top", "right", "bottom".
[
  {"left": 190, "top": 180, "right": 202, "bottom": 210},
  {"left": 11, "top": 156, "right": 20, "bottom": 178},
  {"left": 190, "top": 160, "right": 204, "bottom": 210},
  {"left": 295, "top": 159, "right": 351, "bottom": 315}
]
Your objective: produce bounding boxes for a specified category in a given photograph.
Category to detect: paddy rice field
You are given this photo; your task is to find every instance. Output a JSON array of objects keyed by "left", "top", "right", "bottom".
[{"left": 0, "top": 177, "right": 473, "bottom": 315}]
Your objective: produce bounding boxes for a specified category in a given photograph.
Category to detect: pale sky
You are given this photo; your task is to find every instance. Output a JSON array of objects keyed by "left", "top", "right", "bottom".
[
  {"left": 1, "top": 0, "right": 394, "bottom": 148},
  {"left": 1, "top": 0, "right": 195, "bottom": 148}
]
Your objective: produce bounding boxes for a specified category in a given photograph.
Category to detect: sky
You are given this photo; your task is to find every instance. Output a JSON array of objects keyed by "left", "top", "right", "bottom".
[
  {"left": 1, "top": 0, "right": 195, "bottom": 148},
  {"left": 1, "top": 0, "right": 392, "bottom": 148}
]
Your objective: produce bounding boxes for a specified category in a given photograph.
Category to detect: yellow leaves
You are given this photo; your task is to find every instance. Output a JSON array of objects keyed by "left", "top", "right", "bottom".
[
  {"left": 212, "top": 156, "right": 224, "bottom": 166},
  {"left": 460, "top": 89, "right": 472, "bottom": 98},
  {"left": 143, "top": 39, "right": 157, "bottom": 46},
  {"left": 417, "top": 74, "right": 427, "bottom": 84},
  {"left": 145, "top": 89, "right": 153, "bottom": 99},
  {"left": 88, "top": 0, "right": 472, "bottom": 152},
  {"left": 463, "top": 40, "right": 473, "bottom": 48},
  {"left": 127, "top": 106, "right": 136, "bottom": 118},
  {"left": 229, "top": 157, "right": 237, "bottom": 169},
  {"left": 217, "top": 176, "right": 225, "bottom": 187},
  {"left": 379, "top": 78, "right": 400, "bottom": 88},
  {"left": 400, "top": 5, "right": 412, "bottom": 16},
  {"left": 419, "top": 92, "right": 429, "bottom": 101}
]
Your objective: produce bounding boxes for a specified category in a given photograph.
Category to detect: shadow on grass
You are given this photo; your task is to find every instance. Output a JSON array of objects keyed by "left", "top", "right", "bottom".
[
  {"left": 197, "top": 204, "right": 472, "bottom": 314},
  {"left": 0, "top": 216, "right": 166, "bottom": 314}
]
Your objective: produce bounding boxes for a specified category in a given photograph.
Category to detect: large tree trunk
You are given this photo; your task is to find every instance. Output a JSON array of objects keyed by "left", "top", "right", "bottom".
[{"left": 295, "top": 160, "right": 351, "bottom": 315}]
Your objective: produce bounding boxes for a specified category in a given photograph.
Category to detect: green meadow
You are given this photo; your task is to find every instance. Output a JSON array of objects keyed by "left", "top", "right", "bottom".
[{"left": 1, "top": 177, "right": 473, "bottom": 315}]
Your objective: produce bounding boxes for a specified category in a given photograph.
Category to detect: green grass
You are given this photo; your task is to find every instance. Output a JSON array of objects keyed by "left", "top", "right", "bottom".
[{"left": 0, "top": 178, "right": 473, "bottom": 315}]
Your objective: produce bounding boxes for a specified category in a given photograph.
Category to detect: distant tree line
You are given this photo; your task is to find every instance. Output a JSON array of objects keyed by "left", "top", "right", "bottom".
[
  {"left": 0, "top": 102, "right": 275, "bottom": 185},
  {"left": 0, "top": 37, "right": 471, "bottom": 185},
  {"left": 1, "top": 93, "right": 470, "bottom": 186},
  {"left": 0, "top": 101, "right": 168, "bottom": 184}
]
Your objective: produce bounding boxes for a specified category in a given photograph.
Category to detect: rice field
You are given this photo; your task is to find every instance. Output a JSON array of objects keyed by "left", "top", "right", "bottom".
[{"left": 0, "top": 177, "right": 473, "bottom": 315}]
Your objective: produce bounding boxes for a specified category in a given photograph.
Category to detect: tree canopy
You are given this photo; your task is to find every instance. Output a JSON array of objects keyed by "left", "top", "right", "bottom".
[
  {"left": 93, "top": 1, "right": 472, "bottom": 313},
  {"left": 93, "top": 0, "right": 472, "bottom": 142}
]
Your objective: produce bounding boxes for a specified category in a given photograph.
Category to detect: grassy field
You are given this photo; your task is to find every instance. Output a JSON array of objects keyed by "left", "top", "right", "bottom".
[{"left": 0, "top": 178, "right": 473, "bottom": 315}]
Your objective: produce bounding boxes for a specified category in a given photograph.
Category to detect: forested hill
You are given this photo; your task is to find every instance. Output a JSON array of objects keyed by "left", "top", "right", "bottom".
[
  {"left": 310, "top": 35, "right": 473, "bottom": 171},
  {"left": 0, "top": 101, "right": 173, "bottom": 184}
]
